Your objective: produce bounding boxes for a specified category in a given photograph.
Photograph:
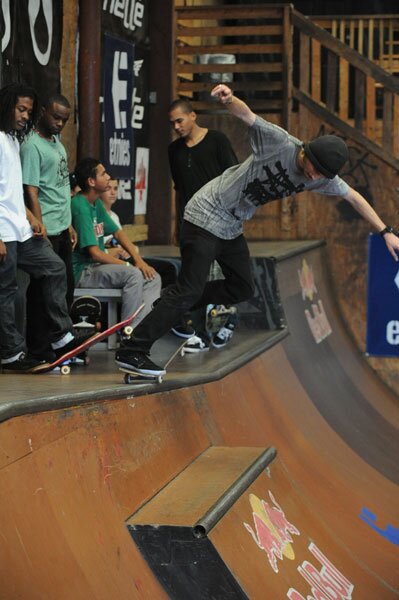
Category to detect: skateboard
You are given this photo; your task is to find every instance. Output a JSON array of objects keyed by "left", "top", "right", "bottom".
[
  {"left": 206, "top": 304, "right": 237, "bottom": 335},
  {"left": 120, "top": 332, "right": 189, "bottom": 385},
  {"left": 34, "top": 304, "right": 144, "bottom": 375},
  {"left": 71, "top": 295, "right": 102, "bottom": 331}
]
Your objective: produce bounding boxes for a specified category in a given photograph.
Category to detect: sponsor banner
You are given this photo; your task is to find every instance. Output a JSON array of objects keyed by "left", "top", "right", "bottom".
[
  {"left": 134, "top": 147, "right": 149, "bottom": 215},
  {"left": 366, "top": 233, "right": 399, "bottom": 356},
  {"left": 103, "top": 33, "right": 135, "bottom": 180},
  {"left": 101, "top": 0, "right": 148, "bottom": 44},
  {"left": 1, "top": 0, "right": 62, "bottom": 97}
]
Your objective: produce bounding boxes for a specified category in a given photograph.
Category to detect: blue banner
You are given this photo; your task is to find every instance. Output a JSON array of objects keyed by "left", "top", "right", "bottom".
[
  {"left": 366, "top": 233, "right": 399, "bottom": 356},
  {"left": 103, "top": 34, "right": 135, "bottom": 179}
]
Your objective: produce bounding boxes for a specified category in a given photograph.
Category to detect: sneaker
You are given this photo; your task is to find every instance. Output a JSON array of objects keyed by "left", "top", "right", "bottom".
[
  {"left": 30, "top": 350, "right": 57, "bottom": 363},
  {"left": 115, "top": 349, "right": 166, "bottom": 376},
  {"left": 212, "top": 314, "right": 238, "bottom": 348},
  {"left": 1, "top": 352, "right": 47, "bottom": 373},
  {"left": 54, "top": 330, "right": 96, "bottom": 359},
  {"left": 185, "top": 333, "right": 210, "bottom": 353},
  {"left": 171, "top": 323, "right": 195, "bottom": 338}
]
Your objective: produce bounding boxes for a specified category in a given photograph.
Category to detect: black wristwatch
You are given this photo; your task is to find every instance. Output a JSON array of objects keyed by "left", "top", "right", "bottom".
[{"left": 379, "top": 226, "right": 394, "bottom": 237}]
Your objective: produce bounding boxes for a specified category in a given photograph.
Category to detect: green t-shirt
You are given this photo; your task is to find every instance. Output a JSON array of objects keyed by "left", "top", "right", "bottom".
[
  {"left": 71, "top": 194, "right": 119, "bottom": 283},
  {"left": 20, "top": 131, "right": 71, "bottom": 235}
]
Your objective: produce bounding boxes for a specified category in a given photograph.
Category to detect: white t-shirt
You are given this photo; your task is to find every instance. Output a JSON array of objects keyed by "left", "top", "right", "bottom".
[{"left": 0, "top": 132, "right": 32, "bottom": 242}]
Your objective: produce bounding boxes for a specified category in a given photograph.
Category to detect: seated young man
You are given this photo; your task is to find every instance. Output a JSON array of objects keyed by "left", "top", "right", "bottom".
[
  {"left": 71, "top": 159, "right": 161, "bottom": 327},
  {"left": 0, "top": 83, "right": 92, "bottom": 372}
]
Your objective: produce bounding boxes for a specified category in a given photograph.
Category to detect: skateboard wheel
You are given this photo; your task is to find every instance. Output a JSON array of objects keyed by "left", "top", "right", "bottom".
[
  {"left": 210, "top": 309, "right": 218, "bottom": 317},
  {"left": 180, "top": 348, "right": 185, "bottom": 357},
  {"left": 124, "top": 325, "right": 133, "bottom": 337},
  {"left": 157, "top": 375, "right": 163, "bottom": 384},
  {"left": 124, "top": 373, "right": 133, "bottom": 384},
  {"left": 60, "top": 365, "right": 71, "bottom": 375}
]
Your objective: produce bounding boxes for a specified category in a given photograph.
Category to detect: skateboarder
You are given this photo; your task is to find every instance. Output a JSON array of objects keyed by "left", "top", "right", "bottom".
[
  {"left": 168, "top": 98, "right": 238, "bottom": 351},
  {"left": 71, "top": 158, "right": 161, "bottom": 327},
  {"left": 116, "top": 83, "right": 399, "bottom": 377},
  {"left": 0, "top": 83, "right": 92, "bottom": 372}
]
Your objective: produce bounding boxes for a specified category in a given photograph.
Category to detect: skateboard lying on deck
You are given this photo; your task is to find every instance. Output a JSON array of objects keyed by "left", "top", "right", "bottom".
[
  {"left": 71, "top": 295, "right": 102, "bottom": 331},
  {"left": 120, "top": 332, "right": 189, "bottom": 385},
  {"left": 34, "top": 304, "right": 144, "bottom": 375},
  {"left": 206, "top": 304, "right": 237, "bottom": 335}
]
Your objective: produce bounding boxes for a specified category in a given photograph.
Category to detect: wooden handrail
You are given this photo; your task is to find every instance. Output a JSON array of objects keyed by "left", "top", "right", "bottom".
[{"left": 292, "top": 9, "right": 399, "bottom": 94}]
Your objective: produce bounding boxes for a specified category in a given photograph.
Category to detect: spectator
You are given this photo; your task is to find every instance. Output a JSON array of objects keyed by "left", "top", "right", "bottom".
[
  {"left": 20, "top": 93, "right": 75, "bottom": 361},
  {"left": 72, "top": 158, "right": 161, "bottom": 327},
  {"left": 0, "top": 83, "right": 91, "bottom": 372}
]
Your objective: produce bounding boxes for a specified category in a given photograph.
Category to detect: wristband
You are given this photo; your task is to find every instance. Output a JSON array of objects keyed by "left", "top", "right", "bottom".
[{"left": 379, "top": 226, "right": 394, "bottom": 237}]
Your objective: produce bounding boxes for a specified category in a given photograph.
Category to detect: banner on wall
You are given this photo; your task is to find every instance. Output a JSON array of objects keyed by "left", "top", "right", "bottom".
[
  {"left": 103, "top": 33, "right": 135, "bottom": 180},
  {"left": 101, "top": 0, "right": 148, "bottom": 44},
  {"left": 366, "top": 233, "right": 399, "bottom": 356},
  {"left": 1, "top": 0, "right": 62, "bottom": 97}
]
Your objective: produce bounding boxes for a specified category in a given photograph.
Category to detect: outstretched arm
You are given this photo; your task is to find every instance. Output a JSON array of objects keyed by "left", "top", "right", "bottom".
[
  {"left": 344, "top": 187, "right": 399, "bottom": 261},
  {"left": 211, "top": 84, "right": 256, "bottom": 127}
]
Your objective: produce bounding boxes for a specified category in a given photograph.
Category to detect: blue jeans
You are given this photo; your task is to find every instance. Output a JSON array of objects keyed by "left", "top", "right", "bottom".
[
  {"left": 0, "top": 237, "right": 73, "bottom": 359},
  {"left": 128, "top": 221, "right": 254, "bottom": 353}
]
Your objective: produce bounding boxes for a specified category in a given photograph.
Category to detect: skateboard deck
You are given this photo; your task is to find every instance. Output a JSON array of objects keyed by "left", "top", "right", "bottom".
[
  {"left": 120, "top": 332, "right": 189, "bottom": 384},
  {"left": 34, "top": 304, "right": 144, "bottom": 374}
]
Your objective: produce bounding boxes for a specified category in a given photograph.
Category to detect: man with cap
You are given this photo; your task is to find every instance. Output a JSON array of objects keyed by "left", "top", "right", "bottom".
[{"left": 116, "top": 83, "right": 399, "bottom": 377}]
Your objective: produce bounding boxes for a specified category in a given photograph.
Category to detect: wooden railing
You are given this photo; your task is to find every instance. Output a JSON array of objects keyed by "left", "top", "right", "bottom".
[
  {"left": 292, "top": 9, "right": 399, "bottom": 169},
  {"left": 174, "top": 4, "right": 292, "bottom": 126},
  {"left": 312, "top": 14, "right": 399, "bottom": 74}
]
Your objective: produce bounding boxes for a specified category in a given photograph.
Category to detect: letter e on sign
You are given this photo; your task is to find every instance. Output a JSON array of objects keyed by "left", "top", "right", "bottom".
[{"left": 386, "top": 320, "right": 399, "bottom": 345}]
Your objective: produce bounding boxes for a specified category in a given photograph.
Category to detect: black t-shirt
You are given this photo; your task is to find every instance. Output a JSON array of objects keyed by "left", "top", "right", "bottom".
[{"left": 168, "top": 129, "right": 237, "bottom": 227}]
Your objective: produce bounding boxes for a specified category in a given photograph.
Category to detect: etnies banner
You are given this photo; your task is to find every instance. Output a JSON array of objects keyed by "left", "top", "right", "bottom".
[
  {"left": 0, "top": 0, "right": 62, "bottom": 98},
  {"left": 103, "top": 34, "right": 135, "bottom": 180},
  {"left": 366, "top": 233, "right": 399, "bottom": 356}
]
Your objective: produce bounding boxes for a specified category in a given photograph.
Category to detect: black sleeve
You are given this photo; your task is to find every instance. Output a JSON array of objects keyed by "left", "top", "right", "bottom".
[{"left": 215, "top": 132, "right": 238, "bottom": 171}]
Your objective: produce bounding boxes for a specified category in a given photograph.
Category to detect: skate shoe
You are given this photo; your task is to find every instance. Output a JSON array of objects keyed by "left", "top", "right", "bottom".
[
  {"left": 171, "top": 323, "right": 196, "bottom": 338},
  {"left": 53, "top": 330, "right": 96, "bottom": 359},
  {"left": 1, "top": 352, "right": 46, "bottom": 373},
  {"left": 115, "top": 349, "right": 166, "bottom": 376},
  {"left": 212, "top": 314, "right": 238, "bottom": 348},
  {"left": 185, "top": 332, "right": 210, "bottom": 353}
]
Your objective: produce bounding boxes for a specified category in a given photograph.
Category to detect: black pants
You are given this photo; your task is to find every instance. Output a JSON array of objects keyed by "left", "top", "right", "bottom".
[
  {"left": 129, "top": 221, "right": 254, "bottom": 353},
  {"left": 26, "top": 229, "right": 74, "bottom": 355}
]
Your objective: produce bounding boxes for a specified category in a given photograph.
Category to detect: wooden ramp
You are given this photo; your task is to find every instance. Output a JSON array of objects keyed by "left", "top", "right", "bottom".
[{"left": 0, "top": 242, "right": 397, "bottom": 599}]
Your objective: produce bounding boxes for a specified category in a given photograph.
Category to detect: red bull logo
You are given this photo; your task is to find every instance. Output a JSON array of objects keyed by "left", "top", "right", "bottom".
[
  {"left": 244, "top": 491, "right": 300, "bottom": 573},
  {"left": 287, "top": 542, "right": 354, "bottom": 600},
  {"left": 298, "top": 259, "right": 318, "bottom": 301}
]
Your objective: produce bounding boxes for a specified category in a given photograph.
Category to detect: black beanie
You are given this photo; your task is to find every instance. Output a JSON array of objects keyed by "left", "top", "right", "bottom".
[{"left": 303, "top": 135, "right": 348, "bottom": 179}]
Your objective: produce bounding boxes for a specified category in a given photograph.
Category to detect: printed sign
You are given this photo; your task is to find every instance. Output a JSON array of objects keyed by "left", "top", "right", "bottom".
[
  {"left": 103, "top": 34, "right": 135, "bottom": 179},
  {"left": 366, "top": 233, "right": 399, "bottom": 356},
  {"left": 298, "top": 259, "right": 332, "bottom": 344},
  {"left": 101, "top": 0, "right": 148, "bottom": 44},
  {"left": 134, "top": 147, "right": 149, "bottom": 215}
]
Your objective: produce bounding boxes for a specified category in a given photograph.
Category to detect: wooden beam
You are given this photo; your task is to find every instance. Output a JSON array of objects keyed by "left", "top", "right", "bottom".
[
  {"left": 311, "top": 39, "right": 321, "bottom": 103},
  {"left": 339, "top": 57, "right": 349, "bottom": 121},
  {"left": 176, "top": 6, "right": 285, "bottom": 20},
  {"left": 176, "top": 63, "right": 282, "bottom": 74},
  {"left": 177, "top": 25, "right": 282, "bottom": 37},
  {"left": 282, "top": 4, "right": 293, "bottom": 131},
  {"left": 365, "top": 76, "right": 376, "bottom": 139},
  {"left": 382, "top": 89, "right": 393, "bottom": 152},
  {"left": 293, "top": 88, "right": 399, "bottom": 171},
  {"left": 177, "top": 81, "right": 283, "bottom": 93},
  {"left": 299, "top": 32, "right": 310, "bottom": 94},
  {"left": 176, "top": 44, "right": 283, "bottom": 56}
]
